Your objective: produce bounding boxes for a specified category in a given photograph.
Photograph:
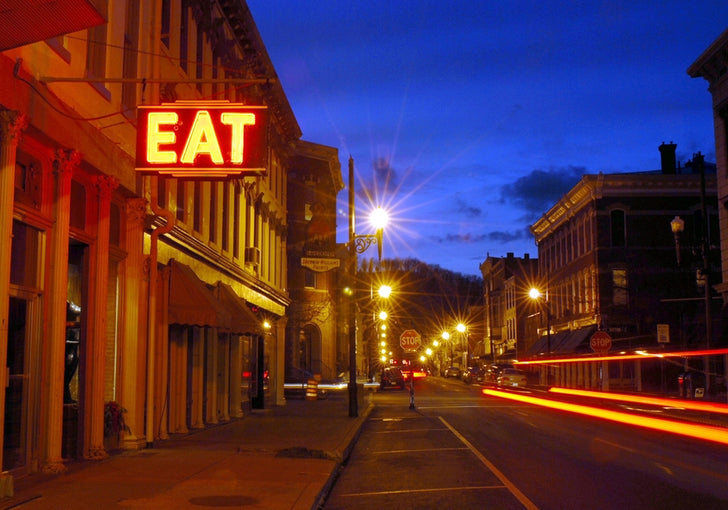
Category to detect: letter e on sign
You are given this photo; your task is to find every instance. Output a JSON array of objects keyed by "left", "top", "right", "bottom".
[{"left": 136, "top": 101, "right": 268, "bottom": 179}]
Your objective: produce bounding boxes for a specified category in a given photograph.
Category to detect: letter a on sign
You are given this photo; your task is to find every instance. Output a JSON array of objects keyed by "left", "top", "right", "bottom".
[{"left": 136, "top": 101, "right": 268, "bottom": 179}]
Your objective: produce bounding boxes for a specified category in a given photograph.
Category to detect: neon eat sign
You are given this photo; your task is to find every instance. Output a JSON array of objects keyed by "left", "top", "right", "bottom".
[{"left": 136, "top": 101, "right": 268, "bottom": 178}]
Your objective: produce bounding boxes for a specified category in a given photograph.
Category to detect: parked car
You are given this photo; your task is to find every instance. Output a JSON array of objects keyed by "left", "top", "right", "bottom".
[
  {"left": 483, "top": 363, "right": 513, "bottom": 385},
  {"left": 496, "top": 368, "right": 528, "bottom": 388},
  {"left": 462, "top": 365, "right": 484, "bottom": 384},
  {"left": 444, "top": 366, "right": 462, "bottom": 378},
  {"left": 380, "top": 367, "right": 405, "bottom": 390}
]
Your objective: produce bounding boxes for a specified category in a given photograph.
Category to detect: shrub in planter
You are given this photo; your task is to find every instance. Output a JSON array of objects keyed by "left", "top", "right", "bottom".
[{"left": 104, "top": 401, "right": 130, "bottom": 438}]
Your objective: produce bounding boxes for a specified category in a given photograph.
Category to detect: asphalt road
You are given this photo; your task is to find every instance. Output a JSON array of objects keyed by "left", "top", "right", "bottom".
[{"left": 322, "top": 376, "right": 728, "bottom": 510}]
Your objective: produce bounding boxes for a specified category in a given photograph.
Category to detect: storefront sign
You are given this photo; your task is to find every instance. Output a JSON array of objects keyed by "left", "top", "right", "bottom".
[
  {"left": 301, "top": 257, "right": 340, "bottom": 272},
  {"left": 136, "top": 101, "right": 267, "bottom": 178}
]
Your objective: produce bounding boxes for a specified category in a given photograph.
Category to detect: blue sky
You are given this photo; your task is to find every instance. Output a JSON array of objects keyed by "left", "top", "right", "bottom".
[{"left": 247, "top": 1, "right": 728, "bottom": 276}]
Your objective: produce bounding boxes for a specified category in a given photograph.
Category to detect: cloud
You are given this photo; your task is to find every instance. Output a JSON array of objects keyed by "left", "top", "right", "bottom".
[
  {"left": 487, "top": 228, "right": 530, "bottom": 243},
  {"left": 429, "top": 232, "right": 488, "bottom": 244},
  {"left": 455, "top": 196, "right": 482, "bottom": 218},
  {"left": 499, "top": 166, "right": 585, "bottom": 218}
]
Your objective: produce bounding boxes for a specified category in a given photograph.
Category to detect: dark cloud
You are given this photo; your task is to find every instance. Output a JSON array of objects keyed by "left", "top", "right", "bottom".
[
  {"left": 499, "top": 166, "right": 585, "bottom": 218},
  {"left": 455, "top": 197, "right": 482, "bottom": 218},
  {"left": 430, "top": 232, "right": 488, "bottom": 244},
  {"left": 487, "top": 228, "right": 530, "bottom": 243}
]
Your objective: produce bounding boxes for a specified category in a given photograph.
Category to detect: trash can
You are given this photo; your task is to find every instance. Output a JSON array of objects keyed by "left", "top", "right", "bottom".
[{"left": 305, "top": 379, "right": 318, "bottom": 400}]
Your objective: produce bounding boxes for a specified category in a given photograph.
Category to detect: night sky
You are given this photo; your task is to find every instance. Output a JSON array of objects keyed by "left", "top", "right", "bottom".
[{"left": 248, "top": 1, "right": 728, "bottom": 276}]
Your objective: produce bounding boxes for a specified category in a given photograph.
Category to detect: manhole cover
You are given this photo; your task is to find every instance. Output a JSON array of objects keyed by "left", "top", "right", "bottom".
[{"left": 189, "top": 495, "right": 258, "bottom": 506}]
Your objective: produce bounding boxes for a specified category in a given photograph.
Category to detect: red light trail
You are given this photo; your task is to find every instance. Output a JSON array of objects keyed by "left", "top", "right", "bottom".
[{"left": 483, "top": 388, "right": 728, "bottom": 445}]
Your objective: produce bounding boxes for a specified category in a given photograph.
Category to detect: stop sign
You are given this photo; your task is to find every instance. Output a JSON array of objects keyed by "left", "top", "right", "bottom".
[
  {"left": 400, "top": 329, "right": 422, "bottom": 352},
  {"left": 590, "top": 330, "right": 612, "bottom": 353}
]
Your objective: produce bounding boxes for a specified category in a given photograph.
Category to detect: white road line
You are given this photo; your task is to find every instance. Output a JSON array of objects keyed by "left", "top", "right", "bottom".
[
  {"left": 373, "top": 447, "right": 469, "bottom": 454},
  {"left": 340, "top": 485, "right": 509, "bottom": 498},
  {"left": 373, "top": 428, "right": 448, "bottom": 433},
  {"left": 439, "top": 416, "right": 540, "bottom": 510}
]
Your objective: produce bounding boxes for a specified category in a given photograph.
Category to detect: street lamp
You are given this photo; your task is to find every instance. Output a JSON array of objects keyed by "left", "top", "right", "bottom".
[
  {"left": 670, "top": 215, "right": 684, "bottom": 266},
  {"left": 347, "top": 156, "right": 389, "bottom": 417},
  {"left": 528, "top": 287, "right": 551, "bottom": 356}
]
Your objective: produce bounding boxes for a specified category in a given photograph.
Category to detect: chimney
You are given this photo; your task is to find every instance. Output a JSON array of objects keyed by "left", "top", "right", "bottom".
[{"left": 659, "top": 141, "right": 677, "bottom": 174}]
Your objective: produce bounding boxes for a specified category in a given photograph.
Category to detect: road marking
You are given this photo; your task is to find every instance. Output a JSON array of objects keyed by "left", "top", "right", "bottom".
[
  {"left": 373, "top": 447, "right": 469, "bottom": 454},
  {"left": 439, "top": 416, "right": 539, "bottom": 510},
  {"left": 594, "top": 437, "right": 728, "bottom": 482},
  {"left": 373, "top": 427, "right": 448, "bottom": 433},
  {"left": 339, "top": 485, "right": 509, "bottom": 498}
]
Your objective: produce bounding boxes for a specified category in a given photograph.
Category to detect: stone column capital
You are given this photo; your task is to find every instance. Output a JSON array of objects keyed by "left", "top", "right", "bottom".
[
  {"left": 54, "top": 148, "right": 81, "bottom": 177},
  {"left": 0, "top": 109, "right": 28, "bottom": 146},
  {"left": 93, "top": 174, "right": 120, "bottom": 201},
  {"left": 126, "top": 197, "right": 148, "bottom": 227}
]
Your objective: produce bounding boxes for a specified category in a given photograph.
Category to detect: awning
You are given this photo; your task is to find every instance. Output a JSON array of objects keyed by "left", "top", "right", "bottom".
[
  {"left": 212, "top": 281, "right": 264, "bottom": 336},
  {"left": 0, "top": 0, "right": 105, "bottom": 51},
  {"left": 167, "top": 260, "right": 231, "bottom": 330},
  {"left": 525, "top": 326, "right": 599, "bottom": 357}
]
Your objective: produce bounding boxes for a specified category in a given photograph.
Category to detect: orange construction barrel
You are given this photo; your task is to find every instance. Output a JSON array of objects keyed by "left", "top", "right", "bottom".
[{"left": 305, "top": 379, "right": 318, "bottom": 400}]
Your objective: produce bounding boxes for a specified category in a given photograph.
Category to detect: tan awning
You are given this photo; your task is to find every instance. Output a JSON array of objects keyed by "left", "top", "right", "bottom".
[
  {"left": 212, "top": 282, "right": 264, "bottom": 336},
  {"left": 167, "top": 260, "right": 231, "bottom": 330}
]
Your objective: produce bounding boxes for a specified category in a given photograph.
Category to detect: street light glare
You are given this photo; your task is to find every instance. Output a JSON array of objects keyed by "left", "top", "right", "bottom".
[
  {"left": 377, "top": 285, "right": 392, "bottom": 298},
  {"left": 456, "top": 323, "right": 466, "bottom": 333},
  {"left": 369, "top": 206, "right": 389, "bottom": 230},
  {"left": 441, "top": 331, "right": 450, "bottom": 340},
  {"left": 529, "top": 287, "right": 541, "bottom": 300},
  {"left": 378, "top": 310, "right": 388, "bottom": 321}
]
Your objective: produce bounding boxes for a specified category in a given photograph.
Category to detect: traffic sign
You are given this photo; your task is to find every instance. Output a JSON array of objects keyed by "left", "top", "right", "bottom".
[
  {"left": 399, "top": 329, "right": 422, "bottom": 352},
  {"left": 590, "top": 330, "right": 612, "bottom": 353}
]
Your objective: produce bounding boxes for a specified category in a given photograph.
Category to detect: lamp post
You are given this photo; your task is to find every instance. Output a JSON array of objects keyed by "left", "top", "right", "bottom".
[
  {"left": 347, "top": 156, "right": 388, "bottom": 417},
  {"left": 671, "top": 215, "right": 684, "bottom": 266},
  {"left": 441, "top": 331, "right": 451, "bottom": 371},
  {"left": 528, "top": 287, "right": 551, "bottom": 356},
  {"left": 456, "top": 322, "right": 467, "bottom": 367}
]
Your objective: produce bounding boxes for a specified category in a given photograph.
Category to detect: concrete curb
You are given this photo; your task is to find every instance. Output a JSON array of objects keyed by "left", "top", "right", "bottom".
[{"left": 310, "top": 402, "right": 374, "bottom": 510}]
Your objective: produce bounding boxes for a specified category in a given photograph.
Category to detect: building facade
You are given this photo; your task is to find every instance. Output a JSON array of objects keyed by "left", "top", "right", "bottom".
[
  {"left": 286, "top": 141, "right": 344, "bottom": 382},
  {"left": 528, "top": 145, "right": 721, "bottom": 390},
  {"left": 480, "top": 253, "right": 539, "bottom": 362},
  {"left": 0, "top": 0, "right": 329, "bottom": 493},
  {"left": 689, "top": 28, "right": 728, "bottom": 307}
]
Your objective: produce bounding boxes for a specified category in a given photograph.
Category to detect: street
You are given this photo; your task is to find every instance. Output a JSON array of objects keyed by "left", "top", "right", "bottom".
[{"left": 323, "top": 376, "right": 728, "bottom": 509}]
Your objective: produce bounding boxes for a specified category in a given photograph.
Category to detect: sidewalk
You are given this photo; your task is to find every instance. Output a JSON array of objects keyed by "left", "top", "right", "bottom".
[{"left": 2, "top": 392, "right": 372, "bottom": 510}]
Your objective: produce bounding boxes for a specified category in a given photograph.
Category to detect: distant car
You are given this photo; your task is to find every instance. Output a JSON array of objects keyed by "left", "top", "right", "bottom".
[
  {"left": 496, "top": 368, "right": 528, "bottom": 388},
  {"left": 462, "top": 366, "right": 484, "bottom": 384},
  {"left": 380, "top": 367, "right": 405, "bottom": 390},
  {"left": 483, "top": 363, "right": 513, "bottom": 385},
  {"left": 444, "top": 366, "right": 462, "bottom": 378}
]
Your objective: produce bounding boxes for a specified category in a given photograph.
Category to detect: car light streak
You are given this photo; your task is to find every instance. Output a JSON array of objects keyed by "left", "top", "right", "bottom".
[
  {"left": 549, "top": 387, "right": 728, "bottom": 415},
  {"left": 515, "top": 347, "right": 728, "bottom": 365},
  {"left": 483, "top": 389, "right": 728, "bottom": 445}
]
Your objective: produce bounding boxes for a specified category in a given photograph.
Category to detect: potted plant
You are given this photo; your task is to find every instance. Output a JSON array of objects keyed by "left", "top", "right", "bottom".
[{"left": 104, "top": 401, "right": 130, "bottom": 450}]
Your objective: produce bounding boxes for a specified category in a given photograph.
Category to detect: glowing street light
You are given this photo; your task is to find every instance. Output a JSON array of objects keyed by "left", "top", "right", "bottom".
[
  {"left": 529, "top": 287, "right": 551, "bottom": 356},
  {"left": 347, "top": 156, "right": 390, "bottom": 418}
]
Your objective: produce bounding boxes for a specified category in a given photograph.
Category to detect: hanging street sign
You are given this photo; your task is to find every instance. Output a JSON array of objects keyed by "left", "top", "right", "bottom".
[{"left": 136, "top": 101, "right": 268, "bottom": 178}]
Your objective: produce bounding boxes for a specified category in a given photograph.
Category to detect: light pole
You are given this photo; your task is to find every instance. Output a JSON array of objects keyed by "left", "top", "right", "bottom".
[
  {"left": 670, "top": 215, "right": 684, "bottom": 266},
  {"left": 528, "top": 287, "right": 551, "bottom": 356},
  {"left": 347, "top": 156, "right": 388, "bottom": 417}
]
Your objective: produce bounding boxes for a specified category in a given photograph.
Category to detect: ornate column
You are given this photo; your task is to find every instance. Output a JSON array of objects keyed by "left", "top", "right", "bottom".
[
  {"left": 85, "top": 175, "right": 119, "bottom": 459},
  {"left": 121, "top": 197, "right": 147, "bottom": 449},
  {"left": 0, "top": 110, "right": 27, "bottom": 495},
  {"left": 42, "top": 149, "right": 80, "bottom": 473}
]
